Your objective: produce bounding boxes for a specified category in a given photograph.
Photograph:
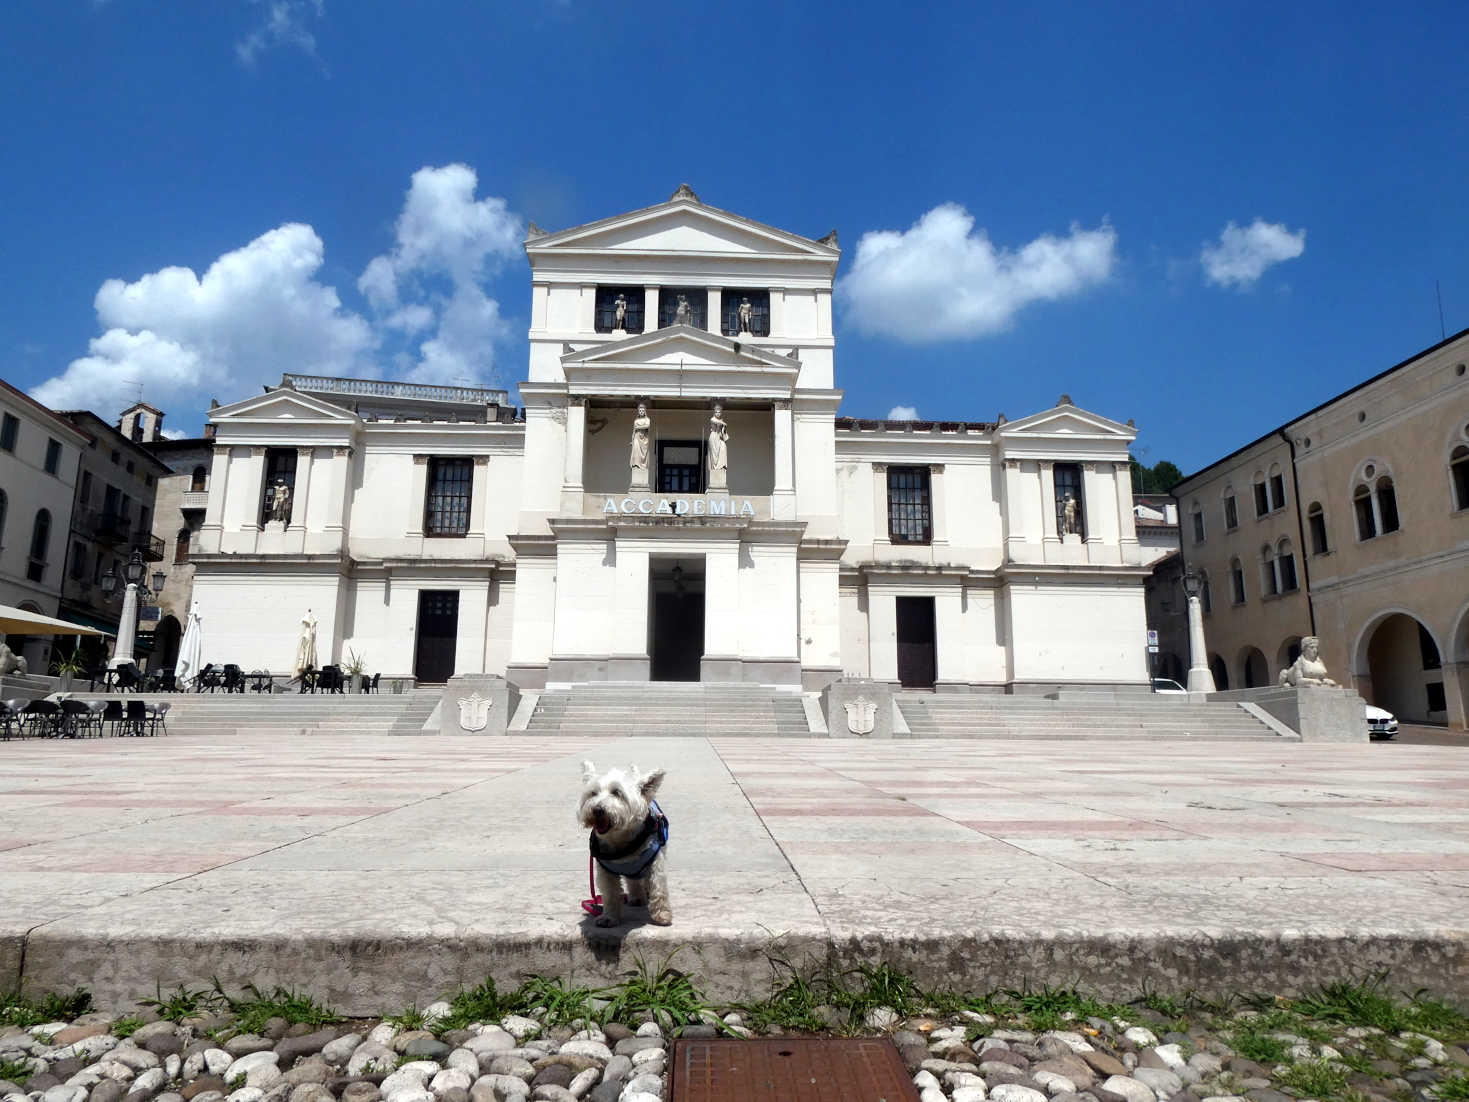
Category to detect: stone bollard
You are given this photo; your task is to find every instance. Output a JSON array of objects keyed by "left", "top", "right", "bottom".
[
  {"left": 439, "top": 674, "right": 519, "bottom": 736},
  {"left": 822, "top": 677, "right": 895, "bottom": 739}
]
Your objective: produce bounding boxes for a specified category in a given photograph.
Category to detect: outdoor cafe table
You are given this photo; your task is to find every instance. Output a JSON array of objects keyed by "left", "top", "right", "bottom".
[{"left": 249, "top": 671, "right": 274, "bottom": 693}]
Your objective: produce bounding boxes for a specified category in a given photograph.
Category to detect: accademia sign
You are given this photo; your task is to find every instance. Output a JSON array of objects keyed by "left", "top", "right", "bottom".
[{"left": 601, "top": 495, "right": 759, "bottom": 518}]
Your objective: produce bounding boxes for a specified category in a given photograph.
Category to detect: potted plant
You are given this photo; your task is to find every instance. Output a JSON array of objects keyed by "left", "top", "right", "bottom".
[
  {"left": 344, "top": 649, "right": 368, "bottom": 693},
  {"left": 50, "top": 646, "right": 86, "bottom": 693}
]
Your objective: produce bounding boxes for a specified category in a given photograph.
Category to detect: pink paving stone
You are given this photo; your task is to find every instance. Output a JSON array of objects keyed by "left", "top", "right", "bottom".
[
  {"left": 51, "top": 854, "right": 248, "bottom": 874},
  {"left": 753, "top": 802, "right": 936, "bottom": 817},
  {"left": 56, "top": 798, "right": 230, "bottom": 808},
  {"left": 1294, "top": 852, "right": 1469, "bottom": 871},
  {"left": 958, "top": 819, "right": 1193, "bottom": 836},
  {"left": 205, "top": 805, "right": 396, "bottom": 816},
  {"left": 0, "top": 838, "right": 31, "bottom": 851}
]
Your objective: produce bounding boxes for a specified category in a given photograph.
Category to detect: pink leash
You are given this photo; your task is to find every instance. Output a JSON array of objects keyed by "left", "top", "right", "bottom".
[{"left": 580, "top": 854, "right": 603, "bottom": 916}]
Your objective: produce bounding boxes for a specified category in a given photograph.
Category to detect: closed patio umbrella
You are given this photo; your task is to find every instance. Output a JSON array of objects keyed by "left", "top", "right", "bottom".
[{"left": 175, "top": 603, "right": 204, "bottom": 689}]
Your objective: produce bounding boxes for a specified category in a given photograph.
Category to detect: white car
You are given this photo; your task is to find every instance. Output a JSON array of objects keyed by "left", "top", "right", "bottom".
[
  {"left": 1151, "top": 678, "right": 1187, "bottom": 695},
  {"left": 1367, "top": 704, "right": 1399, "bottom": 740}
]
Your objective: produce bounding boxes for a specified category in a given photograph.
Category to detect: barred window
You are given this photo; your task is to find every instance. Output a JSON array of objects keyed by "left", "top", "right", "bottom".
[
  {"left": 887, "top": 466, "right": 931, "bottom": 544},
  {"left": 594, "top": 286, "right": 644, "bottom": 333},
  {"left": 259, "top": 448, "right": 297, "bottom": 526},
  {"left": 424, "top": 457, "right": 473, "bottom": 537},
  {"left": 658, "top": 288, "right": 708, "bottom": 330},
  {"left": 721, "top": 290, "right": 771, "bottom": 337},
  {"left": 1054, "top": 462, "right": 1085, "bottom": 538}
]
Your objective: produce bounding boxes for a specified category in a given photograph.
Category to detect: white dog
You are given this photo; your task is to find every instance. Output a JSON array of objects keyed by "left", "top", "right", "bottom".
[{"left": 578, "top": 760, "right": 671, "bottom": 928}]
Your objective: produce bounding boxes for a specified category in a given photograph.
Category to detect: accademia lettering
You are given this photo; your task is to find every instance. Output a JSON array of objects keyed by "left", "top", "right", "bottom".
[{"left": 602, "top": 496, "right": 758, "bottom": 518}]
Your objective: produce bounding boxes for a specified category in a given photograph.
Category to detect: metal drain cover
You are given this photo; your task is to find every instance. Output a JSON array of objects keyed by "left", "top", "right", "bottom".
[{"left": 671, "top": 1037, "right": 920, "bottom": 1101}]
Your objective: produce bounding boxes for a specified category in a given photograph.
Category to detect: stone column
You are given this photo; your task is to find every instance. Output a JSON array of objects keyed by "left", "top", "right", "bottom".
[
  {"left": 703, "top": 544, "right": 740, "bottom": 679},
  {"left": 868, "top": 590, "right": 898, "bottom": 682},
  {"left": 708, "top": 287, "right": 722, "bottom": 335},
  {"left": 1002, "top": 458, "right": 1028, "bottom": 555},
  {"left": 562, "top": 398, "right": 585, "bottom": 512},
  {"left": 1082, "top": 461, "right": 1106, "bottom": 544},
  {"left": 110, "top": 583, "right": 140, "bottom": 669},
  {"left": 243, "top": 447, "right": 267, "bottom": 530},
  {"left": 610, "top": 543, "right": 650, "bottom": 679},
  {"left": 199, "top": 445, "right": 232, "bottom": 553},
  {"left": 1039, "top": 461, "right": 1059, "bottom": 544},
  {"left": 1185, "top": 592, "right": 1217, "bottom": 693},
  {"left": 407, "top": 454, "right": 430, "bottom": 539},
  {"left": 578, "top": 284, "right": 596, "bottom": 332},
  {"left": 772, "top": 400, "right": 794, "bottom": 520},
  {"left": 1115, "top": 461, "right": 1141, "bottom": 560},
  {"left": 644, "top": 286, "right": 659, "bottom": 330},
  {"left": 320, "top": 446, "right": 352, "bottom": 551},
  {"left": 289, "top": 447, "right": 314, "bottom": 531}
]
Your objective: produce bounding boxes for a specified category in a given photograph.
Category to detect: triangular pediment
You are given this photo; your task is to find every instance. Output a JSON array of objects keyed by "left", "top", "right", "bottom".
[
  {"left": 563, "top": 326, "right": 800, "bottom": 371},
  {"left": 997, "top": 402, "right": 1135, "bottom": 440},
  {"left": 527, "top": 196, "right": 839, "bottom": 259},
  {"left": 210, "top": 388, "right": 360, "bottom": 424}
]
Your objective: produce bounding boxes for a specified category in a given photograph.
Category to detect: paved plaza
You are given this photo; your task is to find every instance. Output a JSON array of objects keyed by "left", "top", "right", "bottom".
[{"left": 3, "top": 732, "right": 1468, "bottom": 1013}]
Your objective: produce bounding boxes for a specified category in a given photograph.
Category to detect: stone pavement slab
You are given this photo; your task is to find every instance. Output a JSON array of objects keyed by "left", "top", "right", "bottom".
[{"left": 2, "top": 732, "right": 1468, "bottom": 1012}]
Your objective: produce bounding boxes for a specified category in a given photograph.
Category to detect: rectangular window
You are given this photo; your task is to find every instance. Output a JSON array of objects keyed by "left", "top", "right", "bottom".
[
  {"left": 657, "top": 287, "right": 708, "bottom": 330},
  {"left": 44, "top": 439, "right": 61, "bottom": 475},
  {"left": 1224, "top": 495, "right": 1238, "bottom": 530},
  {"left": 1191, "top": 511, "right": 1205, "bottom": 544},
  {"left": 594, "top": 286, "right": 645, "bottom": 333},
  {"left": 1254, "top": 481, "right": 1269, "bottom": 517},
  {"left": 1279, "top": 552, "right": 1298, "bottom": 592},
  {"left": 79, "top": 471, "right": 93, "bottom": 505},
  {"left": 71, "top": 541, "right": 87, "bottom": 580},
  {"left": 0, "top": 413, "right": 17, "bottom": 452},
  {"left": 1269, "top": 473, "right": 1286, "bottom": 510},
  {"left": 721, "top": 290, "right": 771, "bottom": 337},
  {"left": 657, "top": 441, "right": 702, "bottom": 494},
  {"left": 887, "top": 466, "right": 932, "bottom": 544},
  {"left": 1053, "top": 462, "right": 1085, "bottom": 538},
  {"left": 424, "top": 457, "right": 473, "bottom": 536}
]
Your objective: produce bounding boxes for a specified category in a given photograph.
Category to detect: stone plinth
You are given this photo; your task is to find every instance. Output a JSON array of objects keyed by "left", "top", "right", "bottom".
[
  {"left": 439, "top": 674, "right": 519, "bottom": 736},
  {"left": 1210, "top": 685, "right": 1368, "bottom": 742},
  {"left": 822, "top": 678, "right": 894, "bottom": 739}
]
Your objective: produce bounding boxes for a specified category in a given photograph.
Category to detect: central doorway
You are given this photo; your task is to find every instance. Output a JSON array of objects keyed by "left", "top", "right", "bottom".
[
  {"left": 414, "top": 590, "right": 459, "bottom": 684},
  {"left": 650, "top": 557, "right": 704, "bottom": 681},
  {"left": 896, "top": 595, "right": 937, "bottom": 689}
]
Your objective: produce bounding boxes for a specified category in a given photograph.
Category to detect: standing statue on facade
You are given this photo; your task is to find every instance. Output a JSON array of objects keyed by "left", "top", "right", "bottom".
[
  {"left": 707, "top": 402, "right": 729, "bottom": 491},
  {"left": 1062, "top": 492, "right": 1079, "bottom": 535},
  {"left": 269, "top": 478, "right": 292, "bottom": 525},
  {"left": 613, "top": 294, "right": 627, "bottom": 331},
  {"left": 674, "top": 294, "right": 691, "bottom": 326},
  {"left": 737, "top": 297, "right": 753, "bottom": 335},
  {"left": 1278, "top": 636, "right": 1338, "bottom": 687},
  {"left": 629, "top": 402, "right": 652, "bottom": 490}
]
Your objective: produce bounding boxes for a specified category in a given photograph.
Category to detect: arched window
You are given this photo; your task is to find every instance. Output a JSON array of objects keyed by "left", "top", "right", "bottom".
[
  {"left": 1267, "top": 463, "right": 1287, "bottom": 511},
  {"left": 1222, "top": 486, "right": 1238, "bottom": 530},
  {"left": 1376, "top": 476, "right": 1400, "bottom": 533},
  {"left": 1190, "top": 501, "right": 1205, "bottom": 544},
  {"left": 1307, "top": 502, "right": 1329, "bottom": 555},
  {"left": 174, "top": 528, "right": 191, "bottom": 564},
  {"left": 1253, "top": 472, "right": 1270, "bottom": 517},
  {"left": 1260, "top": 544, "right": 1278, "bottom": 597},
  {"left": 191, "top": 465, "right": 207, "bottom": 492},
  {"left": 26, "top": 509, "right": 50, "bottom": 582},
  {"left": 1199, "top": 569, "right": 1212, "bottom": 615},
  {"left": 1451, "top": 445, "right": 1469, "bottom": 511},
  {"left": 1276, "top": 537, "right": 1298, "bottom": 592},
  {"left": 0, "top": 488, "right": 7, "bottom": 548},
  {"left": 1354, "top": 482, "right": 1376, "bottom": 540},
  {"left": 1229, "top": 557, "right": 1246, "bottom": 605}
]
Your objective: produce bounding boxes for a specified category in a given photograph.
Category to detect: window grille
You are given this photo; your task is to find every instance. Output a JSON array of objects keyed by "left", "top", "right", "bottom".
[
  {"left": 658, "top": 442, "right": 702, "bottom": 494},
  {"left": 191, "top": 466, "right": 207, "bottom": 492},
  {"left": 27, "top": 509, "right": 50, "bottom": 582},
  {"left": 424, "top": 457, "right": 473, "bottom": 536},
  {"left": 594, "top": 286, "right": 645, "bottom": 333},
  {"left": 260, "top": 448, "right": 298, "bottom": 526},
  {"left": 721, "top": 290, "right": 771, "bottom": 336},
  {"left": 1053, "top": 463, "right": 1084, "bottom": 537},
  {"left": 887, "top": 466, "right": 932, "bottom": 544},
  {"left": 175, "top": 528, "right": 191, "bottom": 564},
  {"left": 1191, "top": 511, "right": 1205, "bottom": 544}
]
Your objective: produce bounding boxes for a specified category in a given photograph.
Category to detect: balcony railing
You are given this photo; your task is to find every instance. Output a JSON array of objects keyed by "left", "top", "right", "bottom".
[
  {"left": 180, "top": 490, "right": 209, "bottom": 511},
  {"left": 283, "top": 374, "right": 508, "bottom": 407},
  {"left": 76, "top": 508, "right": 131, "bottom": 547},
  {"left": 134, "top": 532, "right": 165, "bottom": 562}
]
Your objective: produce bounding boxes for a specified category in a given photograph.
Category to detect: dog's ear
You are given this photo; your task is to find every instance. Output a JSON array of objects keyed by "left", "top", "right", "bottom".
[
  {"left": 581, "top": 760, "right": 597, "bottom": 784},
  {"left": 639, "top": 767, "right": 665, "bottom": 800}
]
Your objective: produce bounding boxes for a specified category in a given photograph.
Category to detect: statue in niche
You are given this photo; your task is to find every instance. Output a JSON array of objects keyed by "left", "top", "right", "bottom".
[
  {"left": 1278, "top": 636, "right": 1338, "bottom": 687},
  {"left": 1061, "top": 492, "right": 1079, "bottom": 535},
  {"left": 629, "top": 402, "right": 652, "bottom": 490},
  {"left": 268, "top": 478, "right": 292, "bottom": 525},
  {"left": 674, "top": 295, "right": 691, "bottom": 326},
  {"left": 613, "top": 294, "right": 627, "bottom": 331},
  {"left": 707, "top": 402, "right": 729, "bottom": 491},
  {"left": 738, "top": 297, "right": 753, "bottom": 335}
]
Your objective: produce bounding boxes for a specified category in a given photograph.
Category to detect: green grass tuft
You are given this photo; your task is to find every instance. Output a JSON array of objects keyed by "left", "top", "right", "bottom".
[
  {"left": 386, "top": 1005, "right": 426, "bottom": 1031},
  {"left": 0, "top": 1057, "right": 35, "bottom": 1084},
  {"left": 139, "top": 983, "right": 222, "bottom": 1023},
  {"left": 210, "top": 981, "right": 340, "bottom": 1036},
  {"left": 598, "top": 951, "right": 715, "bottom": 1032},
  {"left": 1435, "top": 1072, "right": 1469, "bottom": 1102},
  {"left": 1230, "top": 1024, "right": 1292, "bottom": 1065},
  {"left": 110, "top": 1017, "right": 144, "bottom": 1039},
  {"left": 0, "top": 988, "right": 93, "bottom": 1029},
  {"left": 1276, "top": 1058, "right": 1350, "bottom": 1099}
]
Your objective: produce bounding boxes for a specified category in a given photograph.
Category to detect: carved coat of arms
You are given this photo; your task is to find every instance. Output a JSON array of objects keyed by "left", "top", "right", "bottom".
[
  {"left": 457, "top": 692, "right": 493, "bottom": 732},
  {"left": 844, "top": 696, "right": 877, "bottom": 735}
]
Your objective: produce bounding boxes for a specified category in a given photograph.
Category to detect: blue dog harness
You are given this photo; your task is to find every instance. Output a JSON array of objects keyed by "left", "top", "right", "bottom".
[{"left": 589, "top": 799, "right": 669, "bottom": 880}]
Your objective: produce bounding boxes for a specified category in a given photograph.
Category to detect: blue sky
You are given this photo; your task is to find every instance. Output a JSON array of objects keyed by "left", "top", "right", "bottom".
[{"left": 4, "top": 1, "right": 1467, "bottom": 475}]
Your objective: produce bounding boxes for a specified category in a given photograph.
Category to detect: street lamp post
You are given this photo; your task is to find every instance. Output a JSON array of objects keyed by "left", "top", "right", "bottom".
[
  {"left": 100, "top": 551, "right": 165, "bottom": 669},
  {"left": 1181, "top": 566, "right": 1217, "bottom": 694}
]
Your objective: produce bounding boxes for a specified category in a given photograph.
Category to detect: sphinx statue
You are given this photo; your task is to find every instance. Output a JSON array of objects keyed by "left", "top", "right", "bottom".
[{"left": 1278, "top": 636, "right": 1338, "bottom": 687}]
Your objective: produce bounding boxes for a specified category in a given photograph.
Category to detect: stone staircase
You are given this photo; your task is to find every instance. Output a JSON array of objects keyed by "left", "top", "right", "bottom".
[
  {"left": 67, "top": 689, "right": 442, "bottom": 737},
  {"left": 896, "top": 693, "right": 1292, "bottom": 741},
  {"left": 527, "top": 682, "right": 812, "bottom": 736}
]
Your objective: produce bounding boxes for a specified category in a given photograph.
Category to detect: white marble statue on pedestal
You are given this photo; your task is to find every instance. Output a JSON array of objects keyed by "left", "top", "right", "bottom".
[
  {"left": 629, "top": 402, "right": 652, "bottom": 491},
  {"left": 674, "top": 295, "right": 691, "bottom": 326},
  {"left": 707, "top": 402, "right": 729, "bottom": 491},
  {"left": 1062, "top": 492, "right": 1080, "bottom": 536},
  {"left": 268, "top": 478, "right": 292, "bottom": 526},
  {"left": 737, "top": 297, "right": 753, "bottom": 335},
  {"left": 613, "top": 293, "right": 627, "bottom": 333},
  {"left": 1279, "top": 636, "right": 1338, "bottom": 687}
]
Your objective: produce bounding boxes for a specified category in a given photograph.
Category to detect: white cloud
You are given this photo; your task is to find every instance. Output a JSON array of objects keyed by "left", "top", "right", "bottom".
[
  {"left": 1200, "top": 219, "right": 1306, "bottom": 288},
  {"left": 237, "top": 0, "right": 325, "bottom": 66},
  {"left": 358, "top": 163, "right": 523, "bottom": 384},
  {"left": 887, "top": 405, "right": 919, "bottom": 420},
  {"left": 836, "top": 204, "right": 1117, "bottom": 342},
  {"left": 32, "top": 223, "right": 374, "bottom": 417}
]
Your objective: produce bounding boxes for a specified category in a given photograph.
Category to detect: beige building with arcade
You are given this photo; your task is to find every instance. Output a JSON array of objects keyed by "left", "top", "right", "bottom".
[{"left": 1173, "top": 326, "right": 1469, "bottom": 728}]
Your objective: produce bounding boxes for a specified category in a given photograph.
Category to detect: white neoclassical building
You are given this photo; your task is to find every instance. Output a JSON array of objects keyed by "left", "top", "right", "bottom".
[{"left": 191, "top": 187, "right": 1151, "bottom": 692}]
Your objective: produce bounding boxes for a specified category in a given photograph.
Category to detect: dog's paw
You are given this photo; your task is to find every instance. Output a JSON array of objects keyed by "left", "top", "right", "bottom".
[
  {"left": 594, "top": 914, "right": 619, "bottom": 928},
  {"left": 648, "top": 908, "right": 673, "bottom": 926}
]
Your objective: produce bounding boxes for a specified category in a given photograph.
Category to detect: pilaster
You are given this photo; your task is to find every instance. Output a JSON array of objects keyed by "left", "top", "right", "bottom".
[
  {"left": 406, "top": 454, "right": 430, "bottom": 539},
  {"left": 561, "top": 397, "right": 586, "bottom": 514},
  {"left": 1039, "top": 460, "right": 1059, "bottom": 544},
  {"left": 772, "top": 400, "right": 795, "bottom": 520},
  {"left": 644, "top": 286, "right": 659, "bottom": 331},
  {"left": 290, "top": 447, "right": 314, "bottom": 534},
  {"left": 1002, "top": 458, "right": 1028, "bottom": 555},
  {"left": 930, "top": 463, "right": 949, "bottom": 548},
  {"left": 708, "top": 287, "right": 722, "bottom": 336},
  {"left": 1081, "top": 461, "right": 1106, "bottom": 544},
  {"left": 469, "top": 456, "right": 490, "bottom": 539},
  {"left": 871, "top": 463, "right": 889, "bottom": 549}
]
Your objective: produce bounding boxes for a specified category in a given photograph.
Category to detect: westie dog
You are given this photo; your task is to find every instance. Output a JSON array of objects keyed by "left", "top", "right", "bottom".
[{"left": 578, "top": 760, "right": 671, "bottom": 928}]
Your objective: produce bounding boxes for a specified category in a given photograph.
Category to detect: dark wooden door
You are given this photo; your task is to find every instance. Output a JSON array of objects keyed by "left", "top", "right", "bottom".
[
  {"left": 896, "top": 596, "right": 936, "bottom": 689},
  {"left": 414, "top": 590, "right": 459, "bottom": 684},
  {"left": 651, "top": 592, "right": 704, "bottom": 681}
]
